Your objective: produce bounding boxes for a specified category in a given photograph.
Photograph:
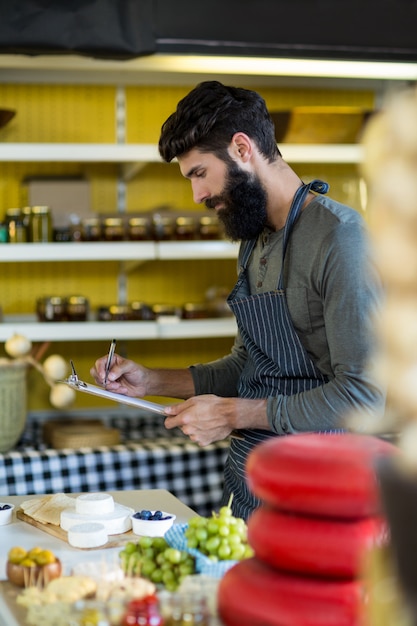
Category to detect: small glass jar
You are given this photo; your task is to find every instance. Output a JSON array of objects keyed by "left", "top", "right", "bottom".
[
  {"left": 199, "top": 215, "right": 221, "bottom": 240},
  {"left": 152, "top": 214, "right": 175, "bottom": 241},
  {"left": 97, "top": 306, "right": 112, "bottom": 322},
  {"left": 182, "top": 302, "right": 209, "bottom": 320},
  {"left": 128, "top": 216, "right": 152, "bottom": 241},
  {"left": 159, "top": 591, "right": 210, "bottom": 625},
  {"left": 103, "top": 217, "right": 125, "bottom": 241},
  {"left": 36, "top": 296, "right": 66, "bottom": 322},
  {"left": 122, "top": 594, "right": 162, "bottom": 626},
  {"left": 65, "top": 296, "right": 89, "bottom": 321},
  {"left": 109, "top": 304, "right": 131, "bottom": 321},
  {"left": 82, "top": 217, "right": 102, "bottom": 241},
  {"left": 130, "top": 301, "right": 155, "bottom": 321},
  {"left": 30, "top": 205, "right": 53, "bottom": 242},
  {"left": 6, "top": 208, "right": 27, "bottom": 243},
  {"left": 175, "top": 216, "right": 196, "bottom": 240},
  {"left": 152, "top": 304, "right": 179, "bottom": 319}
]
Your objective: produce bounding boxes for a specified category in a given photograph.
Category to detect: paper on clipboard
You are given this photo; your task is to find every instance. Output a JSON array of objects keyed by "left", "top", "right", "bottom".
[{"left": 61, "top": 379, "right": 167, "bottom": 415}]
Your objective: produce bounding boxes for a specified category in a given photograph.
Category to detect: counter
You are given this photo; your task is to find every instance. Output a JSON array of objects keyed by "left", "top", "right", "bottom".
[
  {"left": 0, "top": 489, "right": 197, "bottom": 626},
  {"left": 0, "top": 411, "right": 230, "bottom": 517}
]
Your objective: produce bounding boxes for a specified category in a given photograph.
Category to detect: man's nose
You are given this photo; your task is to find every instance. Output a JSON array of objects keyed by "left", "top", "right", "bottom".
[{"left": 191, "top": 180, "right": 209, "bottom": 205}]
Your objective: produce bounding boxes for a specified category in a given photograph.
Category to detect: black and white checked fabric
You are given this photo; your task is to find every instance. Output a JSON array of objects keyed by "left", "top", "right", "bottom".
[{"left": 0, "top": 412, "right": 230, "bottom": 517}]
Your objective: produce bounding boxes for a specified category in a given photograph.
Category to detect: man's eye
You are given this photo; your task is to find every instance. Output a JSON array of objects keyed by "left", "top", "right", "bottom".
[{"left": 195, "top": 170, "right": 205, "bottom": 178}]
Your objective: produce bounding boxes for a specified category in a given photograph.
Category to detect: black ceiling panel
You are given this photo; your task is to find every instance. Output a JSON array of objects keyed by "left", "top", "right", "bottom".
[{"left": 0, "top": 0, "right": 415, "bottom": 62}]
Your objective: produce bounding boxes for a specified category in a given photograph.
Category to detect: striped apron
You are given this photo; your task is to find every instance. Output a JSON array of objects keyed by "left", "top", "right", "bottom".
[{"left": 224, "top": 180, "right": 330, "bottom": 519}]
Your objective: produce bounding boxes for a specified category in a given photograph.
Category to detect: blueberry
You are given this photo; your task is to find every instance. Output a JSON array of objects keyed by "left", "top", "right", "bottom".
[
  {"left": 140, "top": 509, "right": 152, "bottom": 520},
  {"left": 0, "top": 504, "right": 11, "bottom": 511},
  {"left": 152, "top": 510, "right": 163, "bottom": 520}
]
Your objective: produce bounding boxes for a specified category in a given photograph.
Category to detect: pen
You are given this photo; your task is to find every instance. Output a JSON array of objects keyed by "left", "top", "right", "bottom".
[{"left": 104, "top": 338, "right": 116, "bottom": 386}]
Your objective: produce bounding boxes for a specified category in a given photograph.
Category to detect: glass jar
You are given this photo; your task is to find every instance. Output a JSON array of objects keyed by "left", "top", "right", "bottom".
[
  {"left": 30, "top": 205, "right": 53, "bottom": 242},
  {"left": 175, "top": 216, "right": 196, "bottom": 241},
  {"left": 103, "top": 217, "right": 125, "bottom": 241},
  {"left": 6, "top": 208, "right": 27, "bottom": 243},
  {"left": 182, "top": 302, "right": 209, "bottom": 320},
  {"left": 130, "top": 301, "right": 155, "bottom": 321},
  {"left": 36, "top": 296, "right": 66, "bottom": 322},
  {"left": 152, "top": 214, "right": 175, "bottom": 241},
  {"left": 128, "top": 216, "right": 152, "bottom": 241},
  {"left": 109, "top": 304, "right": 131, "bottom": 321},
  {"left": 82, "top": 217, "right": 102, "bottom": 242},
  {"left": 65, "top": 296, "right": 89, "bottom": 322},
  {"left": 199, "top": 215, "right": 221, "bottom": 240},
  {"left": 122, "top": 594, "right": 162, "bottom": 626},
  {"left": 159, "top": 591, "right": 210, "bottom": 625}
]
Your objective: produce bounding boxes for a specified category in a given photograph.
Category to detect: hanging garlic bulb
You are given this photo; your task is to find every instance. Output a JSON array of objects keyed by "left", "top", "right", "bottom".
[{"left": 5, "top": 334, "right": 32, "bottom": 358}]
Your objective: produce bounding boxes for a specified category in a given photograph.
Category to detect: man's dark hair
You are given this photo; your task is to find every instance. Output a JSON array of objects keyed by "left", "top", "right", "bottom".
[{"left": 158, "top": 81, "right": 281, "bottom": 164}]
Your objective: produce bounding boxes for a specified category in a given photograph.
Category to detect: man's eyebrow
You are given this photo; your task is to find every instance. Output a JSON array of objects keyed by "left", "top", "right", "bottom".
[{"left": 184, "top": 164, "right": 202, "bottom": 179}]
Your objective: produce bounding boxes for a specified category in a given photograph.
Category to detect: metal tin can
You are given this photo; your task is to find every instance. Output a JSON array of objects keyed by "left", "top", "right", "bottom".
[
  {"left": 109, "top": 304, "right": 131, "bottom": 320},
  {"left": 30, "top": 206, "right": 53, "bottom": 242},
  {"left": 130, "top": 301, "right": 155, "bottom": 320}
]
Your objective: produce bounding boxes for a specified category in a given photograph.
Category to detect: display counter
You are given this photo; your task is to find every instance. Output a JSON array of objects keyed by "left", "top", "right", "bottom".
[{"left": 0, "top": 411, "right": 230, "bottom": 517}]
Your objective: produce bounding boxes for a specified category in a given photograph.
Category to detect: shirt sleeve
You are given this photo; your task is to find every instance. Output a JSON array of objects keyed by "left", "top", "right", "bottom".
[{"left": 190, "top": 330, "right": 247, "bottom": 397}]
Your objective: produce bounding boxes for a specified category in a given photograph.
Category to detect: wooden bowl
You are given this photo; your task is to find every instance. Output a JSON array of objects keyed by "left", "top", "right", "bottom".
[
  {"left": 0, "top": 109, "right": 15, "bottom": 130},
  {"left": 6, "top": 558, "right": 62, "bottom": 588}
]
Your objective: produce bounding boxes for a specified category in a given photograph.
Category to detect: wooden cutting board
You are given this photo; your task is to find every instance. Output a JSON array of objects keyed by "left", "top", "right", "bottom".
[{"left": 16, "top": 509, "right": 136, "bottom": 549}]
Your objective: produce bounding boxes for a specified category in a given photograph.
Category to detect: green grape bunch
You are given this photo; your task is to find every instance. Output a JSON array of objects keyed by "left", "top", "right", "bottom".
[
  {"left": 184, "top": 496, "right": 254, "bottom": 562},
  {"left": 119, "top": 536, "right": 196, "bottom": 592}
]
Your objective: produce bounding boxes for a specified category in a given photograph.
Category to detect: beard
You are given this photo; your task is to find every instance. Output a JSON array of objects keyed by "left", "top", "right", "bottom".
[{"left": 205, "top": 162, "right": 268, "bottom": 241}]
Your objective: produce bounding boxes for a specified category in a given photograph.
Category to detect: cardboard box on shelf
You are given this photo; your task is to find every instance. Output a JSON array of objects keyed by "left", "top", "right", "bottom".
[{"left": 26, "top": 178, "right": 91, "bottom": 227}]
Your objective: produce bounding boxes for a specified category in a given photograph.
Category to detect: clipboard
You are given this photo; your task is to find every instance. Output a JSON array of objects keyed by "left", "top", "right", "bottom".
[{"left": 60, "top": 360, "right": 167, "bottom": 415}]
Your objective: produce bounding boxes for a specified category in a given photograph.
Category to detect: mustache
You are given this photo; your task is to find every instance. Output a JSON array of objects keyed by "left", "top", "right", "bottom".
[{"left": 205, "top": 196, "right": 223, "bottom": 210}]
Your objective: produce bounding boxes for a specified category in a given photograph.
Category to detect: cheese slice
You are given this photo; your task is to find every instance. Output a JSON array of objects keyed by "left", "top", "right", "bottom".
[
  {"left": 67, "top": 522, "right": 108, "bottom": 548},
  {"left": 60, "top": 503, "right": 133, "bottom": 535},
  {"left": 75, "top": 493, "right": 114, "bottom": 515}
]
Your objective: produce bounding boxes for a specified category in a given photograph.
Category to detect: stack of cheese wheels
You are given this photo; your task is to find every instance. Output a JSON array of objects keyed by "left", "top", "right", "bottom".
[
  {"left": 360, "top": 87, "right": 417, "bottom": 447},
  {"left": 218, "top": 433, "right": 398, "bottom": 626},
  {"left": 61, "top": 493, "right": 133, "bottom": 548}
]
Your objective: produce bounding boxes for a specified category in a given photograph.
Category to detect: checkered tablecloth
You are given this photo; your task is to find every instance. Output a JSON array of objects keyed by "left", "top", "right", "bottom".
[{"left": 0, "top": 411, "right": 230, "bottom": 517}]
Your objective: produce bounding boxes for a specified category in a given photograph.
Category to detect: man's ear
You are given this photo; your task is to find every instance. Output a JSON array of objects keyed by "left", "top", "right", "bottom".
[{"left": 230, "top": 132, "right": 252, "bottom": 162}]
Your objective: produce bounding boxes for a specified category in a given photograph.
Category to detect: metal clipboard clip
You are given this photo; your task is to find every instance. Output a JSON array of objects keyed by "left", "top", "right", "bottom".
[{"left": 64, "top": 360, "right": 88, "bottom": 388}]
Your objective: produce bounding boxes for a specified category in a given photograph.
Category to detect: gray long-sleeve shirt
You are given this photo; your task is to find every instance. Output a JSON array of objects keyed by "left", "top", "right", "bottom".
[{"left": 190, "top": 195, "right": 385, "bottom": 434}]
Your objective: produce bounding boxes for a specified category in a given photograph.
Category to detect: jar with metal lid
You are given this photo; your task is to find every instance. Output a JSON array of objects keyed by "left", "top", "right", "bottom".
[
  {"left": 152, "top": 214, "right": 175, "bottom": 241},
  {"left": 6, "top": 208, "right": 27, "bottom": 243},
  {"left": 199, "top": 215, "right": 221, "bottom": 240},
  {"left": 30, "top": 206, "right": 53, "bottom": 242},
  {"left": 175, "top": 216, "right": 196, "bottom": 240},
  {"left": 130, "top": 301, "right": 155, "bottom": 321},
  {"left": 65, "top": 296, "right": 89, "bottom": 321},
  {"left": 152, "top": 304, "right": 180, "bottom": 319},
  {"left": 97, "top": 306, "right": 112, "bottom": 322},
  {"left": 36, "top": 296, "right": 66, "bottom": 322},
  {"left": 103, "top": 217, "right": 125, "bottom": 241},
  {"left": 109, "top": 304, "right": 131, "bottom": 321},
  {"left": 182, "top": 302, "right": 210, "bottom": 320},
  {"left": 82, "top": 216, "right": 102, "bottom": 241},
  {"left": 128, "top": 216, "right": 152, "bottom": 241}
]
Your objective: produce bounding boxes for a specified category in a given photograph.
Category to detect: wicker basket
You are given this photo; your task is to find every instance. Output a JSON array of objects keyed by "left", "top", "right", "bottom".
[{"left": 0, "top": 361, "right": 27, "bottom": 453}]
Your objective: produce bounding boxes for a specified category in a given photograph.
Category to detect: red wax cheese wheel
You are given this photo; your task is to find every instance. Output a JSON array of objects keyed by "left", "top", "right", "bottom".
[
  {"left": 218, "top": 557, "right": 364, "bottom": 626},
  {"left": 246, "top": 433, "right": 397, "bottom": 519},
  {"left": 247, "top": 505, "right": 388, "bottom": 578}
]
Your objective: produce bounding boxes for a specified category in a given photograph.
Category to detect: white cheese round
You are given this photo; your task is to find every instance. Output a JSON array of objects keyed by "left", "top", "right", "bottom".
[
  {"left": 61, "top": 503, "right": 133, "bottom": 535},
  {"left": 76, "top": 493, "right": 114, "bottom": 515},
  {"left": 68, "top": 522, "right": 108, "bottom": 548}
]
